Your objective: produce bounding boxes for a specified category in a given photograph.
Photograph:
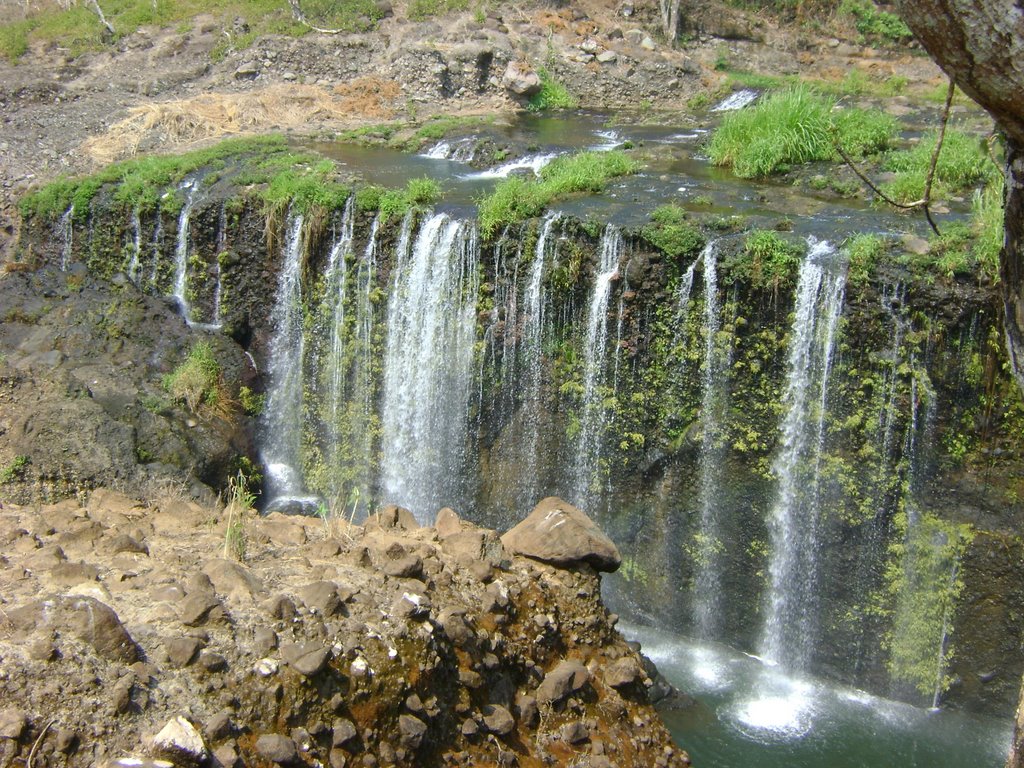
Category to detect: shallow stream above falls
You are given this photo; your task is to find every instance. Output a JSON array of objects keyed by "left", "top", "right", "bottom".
[{"left": 308, "top": 107, "right": 974, "bottom": 238}]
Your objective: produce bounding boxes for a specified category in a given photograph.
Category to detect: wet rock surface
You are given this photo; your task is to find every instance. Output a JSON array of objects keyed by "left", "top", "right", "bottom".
[{"left": 0, "top": 490, "right": 690, "bottom": 767}]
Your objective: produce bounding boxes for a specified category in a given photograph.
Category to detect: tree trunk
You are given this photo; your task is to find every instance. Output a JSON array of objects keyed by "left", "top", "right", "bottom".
[
  {"left": 895, "top": 0, "right": 1024, "bottom": 394},
  {"left": 660, "top": 0, "right": 681, "bottom": 44}
]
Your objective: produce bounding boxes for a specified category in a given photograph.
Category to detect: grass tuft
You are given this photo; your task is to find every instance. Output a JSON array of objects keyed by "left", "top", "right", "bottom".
[
  {"left": 708, "top": 86, "right": 896, "bottom": 178},
  {"left": 881, "top": 130, "right": 996, "bottom": 204},
  {"left": 528, "top": 67, "right": 578, "bottom": 112}
]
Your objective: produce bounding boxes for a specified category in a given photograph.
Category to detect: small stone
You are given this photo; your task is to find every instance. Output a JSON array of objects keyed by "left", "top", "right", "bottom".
[
  {"left": 166, "top": 637, "right": 203, "bottom": 668},
  {"left": 481, "top": 705, "right": 515, "bottom": 736},
  {"left": 110, "top": 534, "right": 149, "bottom": 555},
  {"left": 561, "top": 720, "right": 589, "bottom": 744},
  {"left": 151, "top": 716, "right": 208, "bottom": 766},
  {"left": 392, "top": 591, "right": 431, "bottom": 620},
  {"left": 180, "top": 592, "right": 224, "bottom": 626},
  {"left": 382, "top": 554, "right": 423, "bottom": 579},
  {"left": 199, "top": 650, "right": 228, "bottom": 673},
  {"left": 205, "top": 711, "right": 234, "bottom": 741},
  {"left": 298, "top": 581, "right": 344, "bottom": 616},
  {"left": 255, "top": 658, "right": 279, "bottom": 677},
  {"left": 604, "top": 656, "right": 643, "bottom": 688},
  {"left": 536, "top": 660, "right": 590, "bottom": 704},
  {"left": 434, "top": 507, "right": 461, "bottom": 538},
  {"left": 640, "top": 35, "right": 656, "bottom": 50},
  {"left": 256, "top": 734, "right": 298, "bottom": 765},
  {"left": 332, "top": 718, "right": 357, "bottom": 747},
  {"left": 254, "top": 626, "right": 278, "bottom": 655},
  {"left": 280, "top": 642, "right": 331, "bottom": 677},
  {"left": 460, "top": 718, "right": 479, "bottom": 737},
  {"left": 596, "top": 50, "right": 618, "bottom": 64},
  {"left": 397, "top": 715, "right": 427, "bottom": 749},
  {"left": 514, "top": 693, "right": 538, "bottom": 728},
  {"left": 0, "top": 708, "right": 27, "bottom": 739},
  {"left": 234, "top": 61, "right": 260, "bottom": 80}
]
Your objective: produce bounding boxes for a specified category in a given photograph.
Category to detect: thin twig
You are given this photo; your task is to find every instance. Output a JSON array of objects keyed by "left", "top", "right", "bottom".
[
  {"left": 920, "top": 79, "right": 957, "bottom": 235},
  {"left": 27, "top": 719, "right": 55, "bottom": 768},
  {"left": 834, "top": 77, "right": 957, "bottom": 237}
]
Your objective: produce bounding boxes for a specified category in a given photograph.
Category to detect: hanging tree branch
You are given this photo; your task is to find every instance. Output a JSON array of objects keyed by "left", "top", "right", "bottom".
[
  {"left": 286, "top": 0, "right": 345, "bottom": 34},
  {"left": 834, "top": 77, "right": 956, "bottom": 237}
]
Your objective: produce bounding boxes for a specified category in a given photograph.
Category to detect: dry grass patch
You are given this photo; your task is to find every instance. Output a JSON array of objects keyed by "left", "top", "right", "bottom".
[{"left": 82, "top": 78, "right": 402, "bottom": 163}]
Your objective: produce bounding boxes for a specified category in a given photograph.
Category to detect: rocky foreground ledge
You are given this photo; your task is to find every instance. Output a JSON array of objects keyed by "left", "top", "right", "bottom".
[{"left": 0, "top": 491, "right": 689, "bottom": 768}]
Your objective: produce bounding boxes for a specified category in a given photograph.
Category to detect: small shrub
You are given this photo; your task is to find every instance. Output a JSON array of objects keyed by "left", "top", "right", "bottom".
[
  {"left": 971, "top": 176, "right": 1004, "bottom": 283},
  {"left": 239, "top": 386, "right": 265, "bottom": 416},
  {"left": 839, "top": 0, "right": 913, "bottom": 43},
  {"left": 223, "top": 469, "right": 257, "bottom": 561},
  {"left": 477, "top": 150, "right": 638, "bottom": 238},
  {"left": 528, "top": 67, "right": 578, "bottom": 112},
  {"left": 844, "top": 233, "right": 885, "bottom": 283},
  {"left": 163, "top": 342, "right": 222, "bottom": 413},
  {"left": 0, "top": 455, "right": 29, "bottom": 483},
  {"left": 733, "top": 230, "right": 803, "bottom": 289},
  {"left": 642, "top": 205, "right": 705, "bottom": 259}
]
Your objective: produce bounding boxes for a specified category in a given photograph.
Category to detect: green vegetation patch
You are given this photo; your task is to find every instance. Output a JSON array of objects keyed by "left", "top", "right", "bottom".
[
  {"left": 726, "top": 229, "right": 804, "bottom": 289},
  {"left": 477, "top": 150, "right": 638, "bottom": 238},
  {"left": 640, "top": 204, "right": 706, "bottom": 260},
  {"left": 709, "top": 86, "right": 897, "bottom": 178},
  {"left": 843, "top": 232, "right": 886, "bottom": 284},
  {"left": 355, "top": 177, "right": 442, "bottom": 221},
  {"left": 20, "top": 135, "right": 292, "bottom": 220},
  {"left": 163, "top": 341, "right": 225, "bottom": 414},
  {"left": 839, "top": 0, "right": 913, "bottom": 44},
  {"left": 528, "top": 67, "right": 578, "bottom": 112},
  {"left": 881, "top": 130, "right": 996, "bottom": 205},
  {"left": 1, "top": 0, "right": 383, "bottom": 63},
  {"left": 886, "top": 512, "right": 973, "bottom": 696},
  {"left": 0, "top": 455, "right": 29, "bottom": 484},
  {"left": 407, "top": 0, "right": 469, "bottom": 21}
]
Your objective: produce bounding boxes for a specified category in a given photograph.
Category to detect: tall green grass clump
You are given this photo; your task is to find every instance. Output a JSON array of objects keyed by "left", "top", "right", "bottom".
[
  {"left": 881, "top": 130, "right": 995, "bottom": 204},
  {"left": 477, "top": 150, "right": 637, "bottom": 238},
  {"left": 730, "top": 229, "right": 804, "bottom": 289},
  {"left": 708, "top": 86, "right": 896, "bottom": 178},
  {"left": 528, "top": 67, "right": 578, "bottom": 112},
  {"left": 971, "top": 175, "right": 1005, "bottom": 282},
  {"left": 163, "top": 342, "right": 224, "bottom": 413}
]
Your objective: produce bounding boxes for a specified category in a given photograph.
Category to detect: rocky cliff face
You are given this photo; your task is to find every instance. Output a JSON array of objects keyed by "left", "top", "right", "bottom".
[{"left": 0, "top": 489, "right": 689, "bottom": 767}]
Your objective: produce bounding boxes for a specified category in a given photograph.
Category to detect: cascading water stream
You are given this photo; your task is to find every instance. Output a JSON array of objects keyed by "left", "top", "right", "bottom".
[
  {"left": 379, "top": 213, "right": 479, "bottom": 520},
  {"left": 518, "top": 213, "right": 562, "bottom": 504},
  {"left": 127, "top": 209, "right": 142, "bottom": 285},
  {"left": 260, "top": 214, "right": 316, "bottom": 511},
  {"left": 172, "top": 179, "right": 198, "bottom": 324},
  {"left": 58, "top": 205, "right": 74, "bottom": 271},
  {"left": 692, "top": 240, "right": 731, "bottom": 639},
  {"left": 760, "top": 238, "right": 847, "bottom": 671},
  {"left": 325, "top": 197, "right": 356, "bottom": 440},
  {"left": 572, "top": 224, "right": 624, "bottom": 510},
  {"left": 149, "top": 214, "right": 163, "bottom": 288}
]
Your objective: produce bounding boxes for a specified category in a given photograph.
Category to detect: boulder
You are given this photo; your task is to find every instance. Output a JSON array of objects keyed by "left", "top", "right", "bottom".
[
  {"left": 7, "top": 595, "right": 139, "bottom": 663},
  {"left": 501, "top": 61, "right": 542, "bottom": 97},
  {"left": 501, "top": 497, "right": 621, "bottom": 572},
  {"left": 536, "top": 659, "right": 590, "bottom": 703},
  {"left": 150, "top": 716, "right": 208, "bottom": 767}
]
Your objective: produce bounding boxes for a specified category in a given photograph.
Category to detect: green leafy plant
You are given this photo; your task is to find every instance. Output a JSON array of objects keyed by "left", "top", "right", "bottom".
[
  {"left": 239, "top": 386, "right": 265, "bottom": 416},
  {"left": 528, "top": 67, "right": 578, "bottom": 112},
  {"left": 881, "top": 130, "right": 995, "bottom": 205},
  {"left": 729, "top": 229, "right": 803, "bottom": 289},
  {"left": 641, "top": 204, "right": 706, "bottom": 259},
  {"left": 0, "top": 455, "right": 28, "bottom": 483},
  {"left": 844, "top": 232, "right": 885, "bottom": 284},
  {"left": 839, "top": 0, "right": 913, "bottom": 43}
]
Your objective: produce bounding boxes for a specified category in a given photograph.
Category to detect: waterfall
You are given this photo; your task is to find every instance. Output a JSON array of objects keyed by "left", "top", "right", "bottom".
[
  {"left": 325, "top": 197, "right": 357, "bottom": 440},
  {"left": 760, "top": 238, "right": 846, "bottom": 670},
  {"left": 692, "top": 240, "right": 731, "bottom": 638},
  {"left": 127, "top": 209, "right": 142, "bottom": 285},
  {"left": 171, "top": 180, "right": 198, "bottom": 324},
  {"left": 379, "top": 212, "right": 480, "bottom": 520},
  {"left": 149, "top": 213, "right": 163, "bottom": 288},
  {"left": 572, "top": 224, "right": 624, "bottom": 509},
  {"left": 518, "top": 214, "right": 562, "bottom": 503},
  {"left": 58, "top": 205, "right": 74, "bottom": 271},
  {"left": 260, "top": 214, "right": 316, "bottom": 512}
]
